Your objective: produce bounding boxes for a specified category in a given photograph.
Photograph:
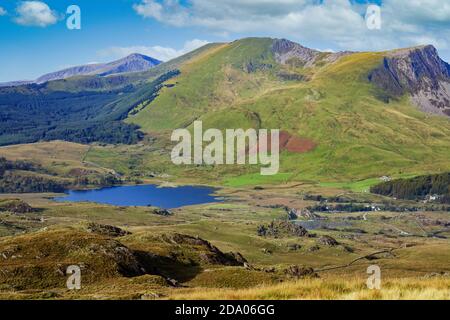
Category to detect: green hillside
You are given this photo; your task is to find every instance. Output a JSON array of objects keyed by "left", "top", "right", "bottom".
[
  {"left": 126, "top": 38, "right": 450, "bottom": 184},
  {"left": 0, "top": 44, "right": 221, "bottom": 146}
]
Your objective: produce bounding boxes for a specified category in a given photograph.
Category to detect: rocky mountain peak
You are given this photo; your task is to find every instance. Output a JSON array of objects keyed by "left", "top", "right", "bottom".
[
  {"left": 387, "top": 45, "right": 450, "bottom": 85},
  {"left": 369, "top": 45, "right": 450, "bottom": 116},
  {"left": 118, "top": 53, "right": 161, "bottom": 64},
  {"left": 272, "top": 39, "right": 320, "bottom": 66},
  {"left": 98, "top": 53, "right": 162, "bottom": 77}
]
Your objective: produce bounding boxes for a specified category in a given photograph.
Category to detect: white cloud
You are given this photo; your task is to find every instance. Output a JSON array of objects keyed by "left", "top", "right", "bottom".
[
  {"left": 132, "top": 0, "right": 450, "bottom": 61},
  {"left": 0, "top": 7, "right": 7, "bottom": 16},
  {"left": 98, "top": 39, "right": 210, "bottom": 62},
  {"left": 384, "top": 0, "right": 450, "bottom": 25},
  {"left": 133, "top": 0, "right": 189, "bottom": 26},
  {"left": 133, "top": 0, "right": 163, "bottom": 20},
  {"left": 319, "top": 49, "right": 336, "bottom": 53},
  {"left": 14, "top": 1, "right": 58, "bottom": 27}
]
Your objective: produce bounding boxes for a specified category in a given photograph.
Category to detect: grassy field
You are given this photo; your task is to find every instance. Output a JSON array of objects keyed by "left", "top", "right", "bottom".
[
  {"left": 0, "top": 141, "right": 93, "bottom": 176},
  {"left": 170, "top": 277, "right": 450, "bottom": 300}
]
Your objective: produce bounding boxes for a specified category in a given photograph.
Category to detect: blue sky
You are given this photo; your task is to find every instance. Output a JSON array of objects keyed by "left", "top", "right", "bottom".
[{"left": 0, "top": 0, "right": 449, "bottom": 82}]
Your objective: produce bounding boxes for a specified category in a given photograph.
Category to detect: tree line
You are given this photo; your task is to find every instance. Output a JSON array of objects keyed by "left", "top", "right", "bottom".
[
  {"left": 370, "top": 172, "right": 450, "bottom": 204},
  {"left": 0, "top": 70, "right": 180, "bottom": 146}
]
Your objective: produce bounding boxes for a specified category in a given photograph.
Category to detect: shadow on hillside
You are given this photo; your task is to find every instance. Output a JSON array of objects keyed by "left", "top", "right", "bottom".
[{"left": 133, "top": 250, "right": 202, "bottom": 283}]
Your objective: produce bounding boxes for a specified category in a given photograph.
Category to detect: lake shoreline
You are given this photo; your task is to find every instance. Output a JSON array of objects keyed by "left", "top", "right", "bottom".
[{"left": 53, "top": 183, "right": 224, "bottom": 209}]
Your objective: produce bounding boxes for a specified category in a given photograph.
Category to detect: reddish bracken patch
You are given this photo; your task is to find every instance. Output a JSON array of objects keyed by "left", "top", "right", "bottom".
[
  {"left": 279, "top": 131, "right": 316, "bottom": 153},
  {"left": 246, "top": 131, "right": 316, "bottom": 156}
]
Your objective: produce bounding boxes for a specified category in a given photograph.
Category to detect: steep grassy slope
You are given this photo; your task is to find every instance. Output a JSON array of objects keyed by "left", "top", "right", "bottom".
[
  {"left": 127, "top": 38, "right": 450, "bottom": 183},
  {"left": 127, "top": 38, "right": 279, "bottom": 130},
  {"left": 255, "top": 51, "right": 450, "bottom": 181}
]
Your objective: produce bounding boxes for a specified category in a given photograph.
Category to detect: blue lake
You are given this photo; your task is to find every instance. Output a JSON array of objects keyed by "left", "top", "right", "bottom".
[{"left": 54, "top": 184, "right": 222, "bottom": 209}]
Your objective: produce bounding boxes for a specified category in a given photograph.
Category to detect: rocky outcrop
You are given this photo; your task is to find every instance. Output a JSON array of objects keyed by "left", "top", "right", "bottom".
[
  {"left": 317, "top": 235, "right": 339, "bottom": 247},
  {"left": 0, "top": 227, "right": 249, "bottom": 290},
  {"left": 0, "top": 228, "right": 147, "bottom": 289},
  {"left": 369, "top": 45, "right": 450, "bottom": 116},
  {"left": 257, "top": 221, "right": 309, "bottom": 238},
  {"left": 299, "top": 208, "right": 321, "bottom": 220},
  {"left": 0, "top": 199, "right": 35, "bottom": 214},
  {"left": 287, "top": 208, "right": 298, "bottom": 220},
  {"left": 272, "top": 39, "right": 352, "bottom": 68},
  {"left": 152, "top": 208, "right": 173, "bottom": 216},
  {"left": 86, "top": 222, "right": 131, "bottom": 237},
  {"left": 283, "top": 265, "right": 318, "bottom": 278},
  {"left": 159, "top": 233, "right": 247, "bottom": 266},
  {"left": 272, "top": 39, "right": 319, "bottom": 67}
]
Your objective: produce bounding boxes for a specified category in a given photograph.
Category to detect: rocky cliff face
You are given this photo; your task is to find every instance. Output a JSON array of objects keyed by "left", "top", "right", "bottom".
[
  {"left": 369, "top": 45, "right": 450, "bottom": 116},
  {"left": 271, "top": 39, "right": 352, "bottom": 67},
  {"left": 272, "top": 39, "right": 319, "bottom": 67}
]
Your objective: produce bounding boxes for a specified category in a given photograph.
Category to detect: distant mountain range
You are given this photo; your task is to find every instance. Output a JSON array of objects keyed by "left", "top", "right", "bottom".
[{"left": 0, "top": 53, "right": 162, "bottom": 87}]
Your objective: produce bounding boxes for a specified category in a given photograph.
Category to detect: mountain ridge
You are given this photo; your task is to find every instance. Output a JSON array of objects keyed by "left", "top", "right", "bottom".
[
  {"left": 0, "top": 53, "right": 162, "bottom": 87},
  {"left": 36, "top": 53, "right": 162, "bottom": 83},
  {"left": 125, "top": 37, "right": 450, "bottom": 181},
  {"left": 1, "top": 37, "right": 450, "bottom": 181},
  {"left": 271, "top": 38, "right": 353, "bottom": 67}
]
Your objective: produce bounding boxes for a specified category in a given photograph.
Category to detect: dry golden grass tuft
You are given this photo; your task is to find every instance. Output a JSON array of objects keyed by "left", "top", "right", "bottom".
[{"left": 168, "top": 277, "right": 450, "bottom": 300}]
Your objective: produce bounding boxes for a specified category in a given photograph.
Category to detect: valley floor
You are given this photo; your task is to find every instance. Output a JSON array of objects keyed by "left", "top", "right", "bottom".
[{"left": 0, "top": 142, "right": 449, "bottom": 300}]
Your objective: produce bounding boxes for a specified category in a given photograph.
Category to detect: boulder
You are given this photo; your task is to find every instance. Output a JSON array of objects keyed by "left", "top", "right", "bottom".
[
  {"left": 284, "top": 265, "right": 318, "bottom": 278},
  {"left": 257, "top": 221, "right": 309, "bottom": 238},
  {"left": 0, "top": 200, "right": 35, "bottom": 214},
  {"left": 287, "top": 208, "right": 298, "bottom": 220},
  {"left": 317, "top": 235, "right": 339, "bottom": 247},
  {"left": 152, "top": 208, "right": 173, "bottom": 216}
]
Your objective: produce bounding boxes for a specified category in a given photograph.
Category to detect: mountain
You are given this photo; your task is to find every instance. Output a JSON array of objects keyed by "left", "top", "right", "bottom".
[
  {"left": 36, "top": 53, "right": 162, "bottom": 83},
  {"left": 126, "top": 37, "right": 450, "bottom": 181},
  {"left": 0, "top": 54, "right": 162, "bottom": 87},
  {"left": 1, "top": 37, "right": 450, "bottom": 182}
]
